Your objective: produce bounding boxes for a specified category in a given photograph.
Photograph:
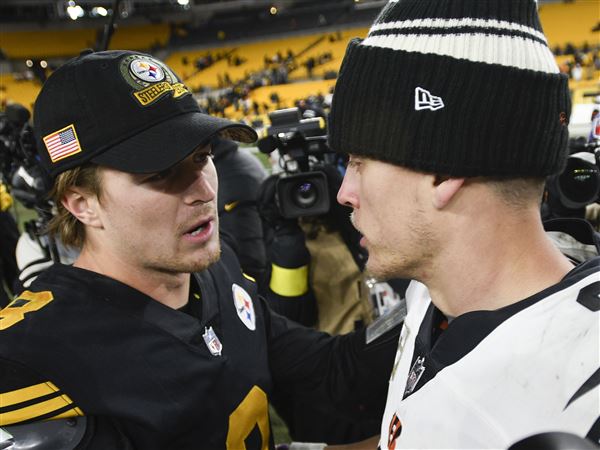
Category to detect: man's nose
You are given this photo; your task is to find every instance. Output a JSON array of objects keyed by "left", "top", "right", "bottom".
[
  {"left": 337, "top": 176, "right": 358, "bottom": 208},
  {"left": 185, "top": 168, "right": 216, "bottom": 205}
]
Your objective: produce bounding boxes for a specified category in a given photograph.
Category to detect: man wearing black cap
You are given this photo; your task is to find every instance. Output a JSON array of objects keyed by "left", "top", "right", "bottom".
[
  {"left": 328, "top": 0, "right": 600, "bottom": 449},
  {"left": 0, "top": 50, "right": 399, "bottom": 449}
]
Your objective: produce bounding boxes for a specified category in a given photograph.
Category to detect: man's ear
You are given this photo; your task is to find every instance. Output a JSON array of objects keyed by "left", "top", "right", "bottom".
[
  {"left": 61, "top": 188, "right": 103, "bottom": 228},
  {"left": 432, "top": 176, "right": 465, "bottom": 209}
]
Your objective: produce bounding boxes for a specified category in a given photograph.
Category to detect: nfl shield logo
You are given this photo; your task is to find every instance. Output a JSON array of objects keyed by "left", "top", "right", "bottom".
[
  {"left": 232, "top": 284, "right": 256, "bottom": 331},
  {"left": 202, "top": 326, "right": 222, "bottom": 356}
]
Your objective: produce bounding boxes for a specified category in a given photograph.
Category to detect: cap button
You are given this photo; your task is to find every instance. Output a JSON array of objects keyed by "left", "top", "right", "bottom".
[{"left": 79, "top": 48, "right": 95, "bottom": 57}]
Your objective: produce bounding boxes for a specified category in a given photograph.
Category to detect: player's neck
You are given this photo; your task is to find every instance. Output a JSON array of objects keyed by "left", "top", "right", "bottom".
[
  {"left": 426, "top": 210, "right": 574, "bottom": 318},
  {"left": 73, "top": 248, "right": 191, "bottom": 310}
]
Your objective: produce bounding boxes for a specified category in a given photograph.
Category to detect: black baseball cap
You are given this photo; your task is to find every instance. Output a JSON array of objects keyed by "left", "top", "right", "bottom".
[{"left": 34, "top": 49, "right": 257, "bottom": 178}]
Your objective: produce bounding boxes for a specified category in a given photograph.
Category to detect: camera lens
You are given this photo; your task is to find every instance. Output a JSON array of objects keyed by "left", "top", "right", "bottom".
[
  {"left": 292, "top": 181, "right": 318, "bottom": 208},
  {"left": 558, "top": 158, "right": 600, "bottom": 205}
]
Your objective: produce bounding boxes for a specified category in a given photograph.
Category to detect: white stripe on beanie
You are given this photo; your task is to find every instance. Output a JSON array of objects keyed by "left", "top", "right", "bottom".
[
  {"left": 368, "top": 17, "right": 548, "bottom": 43},
  {"left": 361, "top": 31, "right": 558, "bottom": 73}
]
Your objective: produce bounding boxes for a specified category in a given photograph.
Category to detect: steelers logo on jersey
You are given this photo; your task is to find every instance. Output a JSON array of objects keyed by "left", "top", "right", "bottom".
[{"left": 232, "top": 284, "right": 256, "bottom": 331}]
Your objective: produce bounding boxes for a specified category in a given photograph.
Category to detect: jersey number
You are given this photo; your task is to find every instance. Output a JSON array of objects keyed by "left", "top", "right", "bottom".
[
  {"left": 0, "top": 291, "right": 54, "bottom": 330},
  {"left": 227, "top": 385, "right": 269, "bottom": 450}
]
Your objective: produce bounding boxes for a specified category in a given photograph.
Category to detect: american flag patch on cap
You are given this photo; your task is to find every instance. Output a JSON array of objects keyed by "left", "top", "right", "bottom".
[{"left": 43, "top": 124, "right": 82, "bottom": 163}]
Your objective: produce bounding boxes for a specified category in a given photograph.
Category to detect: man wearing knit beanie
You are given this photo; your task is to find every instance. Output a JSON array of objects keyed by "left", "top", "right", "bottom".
[{"left": 329, "top": 0, "right": 599, "bottom": 448}]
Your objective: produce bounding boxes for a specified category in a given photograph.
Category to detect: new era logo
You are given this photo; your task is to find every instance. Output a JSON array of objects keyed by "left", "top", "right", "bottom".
[{"left": 415, "top": 87, "right": 444, "bottom": 111}]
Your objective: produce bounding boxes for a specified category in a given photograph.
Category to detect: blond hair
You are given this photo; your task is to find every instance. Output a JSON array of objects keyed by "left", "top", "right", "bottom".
[{"left": 46, "top": 164, "right": 102, "bottom": 249}]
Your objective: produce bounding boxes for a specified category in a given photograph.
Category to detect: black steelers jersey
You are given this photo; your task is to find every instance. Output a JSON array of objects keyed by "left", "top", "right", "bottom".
[{"left": 0, "top": 244, "right": 399, "bottom": 449}]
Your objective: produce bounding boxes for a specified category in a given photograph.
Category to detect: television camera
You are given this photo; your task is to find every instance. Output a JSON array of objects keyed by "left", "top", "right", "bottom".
[
  {"left": 257, "top": 107, "right": 342, "bottom": 219},
  {"left": 0, "top": 103, "right": 58, "bottom": 261},
  {"left": 544, "top": 138, "right": 600, "bottom": 218}
]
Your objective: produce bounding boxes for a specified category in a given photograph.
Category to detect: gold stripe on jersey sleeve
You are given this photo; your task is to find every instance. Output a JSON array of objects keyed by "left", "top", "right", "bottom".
[
  {"left": 48, "top": 406, "right": 84, "bottom": 420},
  {"left": 1, "top": 381, "right": 60, "bottom": 407},
  {"left": 0, "top": 383, "right": 80, "bottom": 426}
]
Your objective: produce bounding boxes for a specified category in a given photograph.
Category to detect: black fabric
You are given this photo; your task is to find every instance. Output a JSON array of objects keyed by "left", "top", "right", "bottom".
[
  {"left": 577, "top": 282, "right": 600, "bottom": 312},
  {"left": 77, "top": 416, "right": 135, "bottom": 450},
  {"left": 263, "top": 289, "right": 317, "bottom": 329},
  {"left": 586, "top": 416, "right": 600, "bottom": 446},
  {"left": 0, "top": 243, "right": 398, "bottom": 449},
  {"left": 271, "top": 390, "right": 383, "bottom": 445},
  {"left": 266, "top": 225, "right": 311, "bottom": 270},
  {"left": 0, "top": 357, "right": 48, "bottom": 394},
  {"left": 544, "top": 218, "right": 600, "bottom": 250},
  {"left": 405, "top": 256, "right": 600, "bottom": 398}
]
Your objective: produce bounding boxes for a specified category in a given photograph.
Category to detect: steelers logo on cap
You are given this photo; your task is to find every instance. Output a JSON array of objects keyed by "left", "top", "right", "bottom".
[
  {"left": 119, "top": 54, "right": 190, "bottom": 107},
  {"left": 129, "top": 58, "right": 165, "bottom": 83}
]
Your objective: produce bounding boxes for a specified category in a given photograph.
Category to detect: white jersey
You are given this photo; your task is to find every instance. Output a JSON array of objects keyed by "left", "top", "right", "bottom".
[{"left": 380, "top": 258, "right": 600, "bottom": 449}]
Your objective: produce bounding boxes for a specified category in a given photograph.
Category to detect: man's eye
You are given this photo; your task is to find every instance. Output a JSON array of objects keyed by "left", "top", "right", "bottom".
[
  {"left": 193, "top": 152, "right": 213, "bottom": 165},
  {"left": 146, "top": 168, "right": 173, "bottom": 183}
]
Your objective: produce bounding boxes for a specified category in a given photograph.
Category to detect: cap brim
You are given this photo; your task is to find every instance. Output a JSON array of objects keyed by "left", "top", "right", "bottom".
[{"left": 91, "top": 111, "right": 257, "bottom": 173}]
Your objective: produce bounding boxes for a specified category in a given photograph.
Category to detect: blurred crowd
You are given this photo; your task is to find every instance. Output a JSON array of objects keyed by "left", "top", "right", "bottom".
[{"left": 554, "top": 41, "right": 600, "bottom": 81}]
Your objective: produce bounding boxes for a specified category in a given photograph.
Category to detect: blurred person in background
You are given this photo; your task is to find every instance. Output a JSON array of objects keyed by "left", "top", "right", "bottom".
[{"left": 212, "top": 136, "right": 268, "bottom": 282}]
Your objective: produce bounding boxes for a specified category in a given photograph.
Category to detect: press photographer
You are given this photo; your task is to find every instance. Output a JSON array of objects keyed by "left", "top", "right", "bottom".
[
  {"left": 0, "top": 104, "right": 51, "bottom": 303},
  {"left": 0, "top": 103, "right": 79, "bottom": 293},
  {"left": 0, "top": 103, "right": 51, "bottom": 213}
]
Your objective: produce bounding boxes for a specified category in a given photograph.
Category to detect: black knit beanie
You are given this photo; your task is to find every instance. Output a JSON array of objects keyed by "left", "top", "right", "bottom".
[{"left": 328, "top": 0, "right": 571, "bottom": 177}]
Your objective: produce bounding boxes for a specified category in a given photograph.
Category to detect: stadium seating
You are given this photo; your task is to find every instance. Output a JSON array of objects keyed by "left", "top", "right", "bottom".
[
  {"left": 0, "top": 2, "right": 596, "bottom": 122},
  {"left": 107, "top": 23, "right": 169, "bottom": 52},
  {"left": 223, "top": 79, "right": 337, "bottom": 121},
  {"left": 0, "top": 74, "right": 40, "bottom": 111},
  {"left": 538, "top": 0, "right": 599, "bottom": 49},
  {"left": 0, "top": 23, "right": 169, "bottom": 59},
  {"left": 0, "top": 28, "right": 96, "bottom": 59}
]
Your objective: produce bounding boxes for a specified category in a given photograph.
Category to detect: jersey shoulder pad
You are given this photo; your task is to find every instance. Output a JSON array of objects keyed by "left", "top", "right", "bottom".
[{"left": 1, "top": 416, "right": 87, "bottom": 450}]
